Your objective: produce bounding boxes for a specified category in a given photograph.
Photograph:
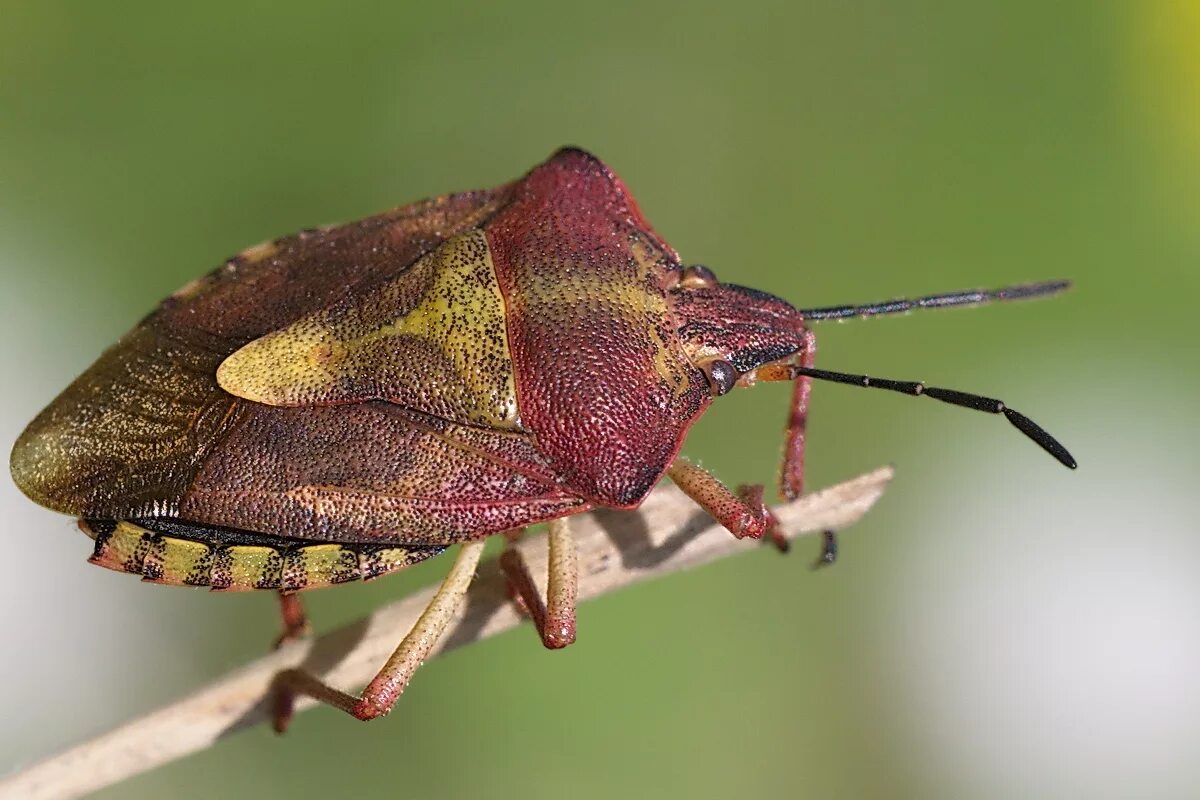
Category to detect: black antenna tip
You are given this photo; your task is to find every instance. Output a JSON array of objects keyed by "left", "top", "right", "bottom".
[
  {"left": 996, "top": 279, "right": 1073, "bottom": 300},
  {"left": 1003, "top": 408, "right": 1077, "bottom": 469}
]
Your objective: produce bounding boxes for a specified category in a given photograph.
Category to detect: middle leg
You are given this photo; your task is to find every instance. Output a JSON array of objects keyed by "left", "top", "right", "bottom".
[
  {"left": 500, "top": 517, "right": 578, "bottom": 649},
  {"left": 666, "top": 458, "right": 769, "bottom": 540}
]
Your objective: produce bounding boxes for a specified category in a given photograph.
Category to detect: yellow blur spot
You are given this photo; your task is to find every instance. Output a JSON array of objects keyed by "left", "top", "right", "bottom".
[{"left": 1126, "top": 1, "right": 1200, "bottom": 218}]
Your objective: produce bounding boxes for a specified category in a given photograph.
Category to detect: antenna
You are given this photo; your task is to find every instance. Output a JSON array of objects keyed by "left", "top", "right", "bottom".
[
  {"left": 797, "top": 279, "right": 1071, "bottom": 322},
  {"left": 789, "top": 366, "right": 1077, "bottom": 469}
]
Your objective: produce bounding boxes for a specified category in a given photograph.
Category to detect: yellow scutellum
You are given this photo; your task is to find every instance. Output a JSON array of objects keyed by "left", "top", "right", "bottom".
[{"left": 216, "top": 229, "right": 520, "bottom": 429}]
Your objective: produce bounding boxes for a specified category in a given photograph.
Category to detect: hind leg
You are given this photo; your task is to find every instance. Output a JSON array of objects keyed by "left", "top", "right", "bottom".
[
  {"left": 272, "top": 539, "right": 485, "bottom": 731},
  {"left": 272, "top": 592, "right": 310, "bottom": 650}
]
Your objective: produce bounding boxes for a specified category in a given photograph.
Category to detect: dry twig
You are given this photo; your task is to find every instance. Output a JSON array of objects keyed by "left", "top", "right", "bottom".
[{"left": 0, "top": 466, "right": 893, "bottom": 800}]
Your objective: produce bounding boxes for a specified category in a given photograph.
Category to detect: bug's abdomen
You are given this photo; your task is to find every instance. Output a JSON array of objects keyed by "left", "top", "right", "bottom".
[{"left": 79, "top": 519, "right": 445, "bottom": 592}]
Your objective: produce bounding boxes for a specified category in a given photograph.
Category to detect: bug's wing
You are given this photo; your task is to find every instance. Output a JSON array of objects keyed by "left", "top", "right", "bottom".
[
  {"left": 11, "top": 185, "right": 515, "bottom": 520},
  {"left": 158, "top": 185, "right": 516, "bottom": 343},
  {"left": 484, "top": 149, "right": 712, "bottom": 508},
  {"left": 179, "top": 402, "right": 586, "bottom": 545},
  {"left": 14, "top": 331, "right": 584, "bottom": 542}
]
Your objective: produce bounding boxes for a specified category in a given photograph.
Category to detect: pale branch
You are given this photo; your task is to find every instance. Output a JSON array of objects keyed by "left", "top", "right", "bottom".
[{"left": 0, "top": 466, "right": 894, "bottom": 800}]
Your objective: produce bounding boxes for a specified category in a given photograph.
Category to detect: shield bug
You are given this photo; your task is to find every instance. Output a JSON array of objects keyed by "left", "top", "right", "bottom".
[{"left": 10, "top": 147, "right": 1075, "bottom": 730}]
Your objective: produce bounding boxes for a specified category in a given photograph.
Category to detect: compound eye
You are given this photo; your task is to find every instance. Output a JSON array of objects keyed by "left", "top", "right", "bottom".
[
  {"left": 702, "top": 359, "right": 738, "bottom": 396},
  {"left": 680, "top": 264, "right": 718, "bottom": 290}
]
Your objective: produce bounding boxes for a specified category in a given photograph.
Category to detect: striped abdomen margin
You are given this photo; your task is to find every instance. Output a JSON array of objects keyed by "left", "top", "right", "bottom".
[{"left": 79, "top": 519, "right": 446, "bottom": 592}]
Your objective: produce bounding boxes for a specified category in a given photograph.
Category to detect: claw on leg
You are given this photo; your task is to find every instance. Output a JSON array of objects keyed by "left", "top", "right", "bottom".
[
  {"left": 812, "top": 530, "right": 838, "bottom": 569},
  {"left": 271, "top": 539, "right": 486, "bottom": 732},
  {"left": 500, "top": 517, "right": 578, "bottom": 649}
]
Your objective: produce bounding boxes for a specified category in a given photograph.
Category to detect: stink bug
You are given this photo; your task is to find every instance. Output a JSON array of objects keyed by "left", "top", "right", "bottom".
[{"left": 10, "top": 147, "right": 1075, "bottom": 729}]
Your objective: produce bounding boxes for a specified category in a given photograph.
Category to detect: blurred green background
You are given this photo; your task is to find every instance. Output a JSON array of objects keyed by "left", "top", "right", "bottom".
[{"left": 3, "top": 2, "right": 1198, "bottom": 798}]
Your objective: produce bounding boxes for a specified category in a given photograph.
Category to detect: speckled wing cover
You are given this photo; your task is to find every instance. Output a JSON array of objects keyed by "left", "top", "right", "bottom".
[{"left": 12, "top": 149, "right": 712, "bottom": 546}]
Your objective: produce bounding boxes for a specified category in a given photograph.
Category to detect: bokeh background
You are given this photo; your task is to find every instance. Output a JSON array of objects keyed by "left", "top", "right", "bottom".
[{"left": 2, "top": 2, "right": 1197, "bottom": 798}]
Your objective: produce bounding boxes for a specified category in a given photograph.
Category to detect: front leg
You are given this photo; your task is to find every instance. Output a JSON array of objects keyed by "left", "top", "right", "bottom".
[
  {"left": 752, "top": 330, "right": 841, "bottom": 564},
  {"left": 780, "top": 330, "right": 816, "bottom": 500},
  {"left": 751, "top": 328, "right": 817, "bottom": 501}
]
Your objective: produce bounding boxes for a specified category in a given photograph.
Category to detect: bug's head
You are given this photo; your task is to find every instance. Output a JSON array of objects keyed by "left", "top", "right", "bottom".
[
  {"left": 668, "top": 265, "right": 810, "bottom": 397},
  {"left": 671, "top": 268, "right": 1078, "bottom": 470}
]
